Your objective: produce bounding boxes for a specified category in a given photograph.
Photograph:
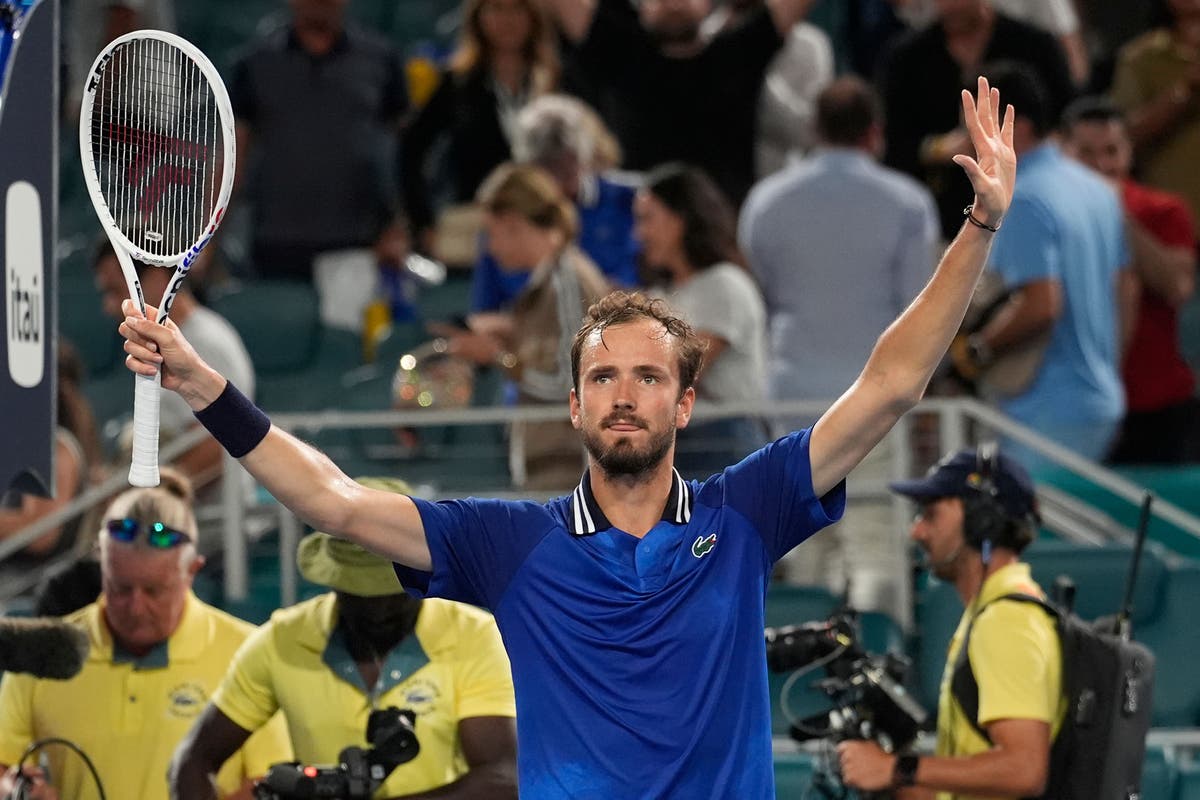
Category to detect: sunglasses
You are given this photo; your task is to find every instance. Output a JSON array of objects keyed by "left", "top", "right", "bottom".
[{"left": 105, "top": 518, "right": 192, "bottom": 548}]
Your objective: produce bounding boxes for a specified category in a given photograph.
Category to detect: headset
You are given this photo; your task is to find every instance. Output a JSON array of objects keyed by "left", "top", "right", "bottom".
[{"left": 961, "top": 441, "right": 1015, "bottom": 558}]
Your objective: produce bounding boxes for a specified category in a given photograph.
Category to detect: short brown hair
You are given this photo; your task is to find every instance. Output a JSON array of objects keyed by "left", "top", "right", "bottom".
[
  {"left": 477, "top": 162, "right": 578, "bottom": 242},
  {"left": 816, "top": 76, "right": 882, "bottom": 146},
  {"left": 570, "top": 291, "right": 707, "bottom": 395}
]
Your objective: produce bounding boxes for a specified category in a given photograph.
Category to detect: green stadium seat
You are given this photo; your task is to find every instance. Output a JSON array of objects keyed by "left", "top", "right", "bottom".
[
  {"left": 1178, "top": 292, "right": 1200, "bottom": 376},
  {"left": 765, "top": 585, "right": 840, "bottom": 630},
  {"left": 1024, "top": 539, "right": 1167, "bottom": 627},
  {"left": 1039, "top": 468, "right": 1200, "bottom": 559},
  {"left": 773, "top": 750, "right": 817, "bottom": 799},
  {"left": 208, "top": 281, "right": 321, "bottom": 373},
  {"left": 208, "top": 281, "right": 364, "bottom": 412},
  {"left": 913, "top": 578, "right": 961, "bottom": 711},
  {"left": 1138, "top": 561, "right": 1200, "bottom": 727},
  {"left": 1141, "top": 743, "right": 1178, "bottom": 800},
  {"left": 416, "top": 272, "right": 473, "bottom": 323},
  {"left": 1176, "top": 750, "right": 1200, "bottom": 800},
  {"left": 60, "top": 288, "right": 123, "bottom": 378}
]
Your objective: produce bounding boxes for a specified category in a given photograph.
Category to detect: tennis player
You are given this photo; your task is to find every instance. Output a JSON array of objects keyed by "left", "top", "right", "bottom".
[{"left": 120, "top": 78, "right": 1015, "bottom": 799}]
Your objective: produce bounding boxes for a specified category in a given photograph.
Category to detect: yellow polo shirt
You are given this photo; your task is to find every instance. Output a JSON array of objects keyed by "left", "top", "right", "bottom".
[
  {"left": 0, "top": 592, "right": 292, "bottom": 800},
  {"left": 213, "top": 593, "right": 515, "bottom": 798},
  {"left": 934, "top": 563, "right": 1065, "bottom": 800}
]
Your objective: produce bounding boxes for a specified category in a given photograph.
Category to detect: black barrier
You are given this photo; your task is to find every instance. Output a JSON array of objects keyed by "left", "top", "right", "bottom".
[{"left": 0, "top": 0, "right": 57, "bottom": 504}]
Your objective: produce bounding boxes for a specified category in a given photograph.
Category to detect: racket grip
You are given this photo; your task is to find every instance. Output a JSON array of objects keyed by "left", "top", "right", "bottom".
[{"left": 128, "top": 370, "right": 162, "bottom": 487}]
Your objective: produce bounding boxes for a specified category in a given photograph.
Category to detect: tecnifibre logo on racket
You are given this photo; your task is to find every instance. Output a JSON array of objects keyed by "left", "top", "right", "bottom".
[{"left": 6, "top": 181, "right": 44, "bottom": 388}]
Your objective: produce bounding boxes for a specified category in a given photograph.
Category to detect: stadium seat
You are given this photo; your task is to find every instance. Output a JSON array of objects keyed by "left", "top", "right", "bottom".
[
  {"left": 1024, "top": 539, "right": 1167, "bottom": 627},
  {"left": 208, "top": 281, "right": 321, "bottom": 374},
  {"left": 60, "top": 288, "right": 123, "bottom": 378},
  {"left": 208, "top": 281, "right": 363, "bottom": 412},
  {"left": 1138, "top": 561, "right": 1200, "bottom": 727},
  {"left": 913, "top": 578, "right": 961, "bottom": 711},
  {"left": 416, "top": 272, "right": 473, "bottom": 323},
  {"left": 1178, "top": 291, "right": 1200, "bottom": 376},
  {"left": 1176, "top": 750, "right": 1200, "bottom": 800},
  {"left": 1038, "top": 468, "right": 1200, "bottom": 560},
  {"left": 1141, "top": 742, "right": 1178, "bottom": 800},
  {"left": 765, "top": 585, "right": 840, "bottom": 630},
  {"left": 772, "top": 750, "right": 818, "bottom": 799}
]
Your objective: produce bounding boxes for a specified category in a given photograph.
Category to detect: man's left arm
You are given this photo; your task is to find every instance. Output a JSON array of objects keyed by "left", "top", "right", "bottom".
[
  {"left": 839, "top": 719, "right": 1051, "bottom": 796},
  {"left": 389, "top": 717, "right": 518, "bottom": 800},
  {"left": 809, "top": 77, "right": 1016, "bottom": 496}
]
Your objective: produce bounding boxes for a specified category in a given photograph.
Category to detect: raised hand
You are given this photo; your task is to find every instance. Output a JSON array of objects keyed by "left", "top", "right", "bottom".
[
  {"left": 953, "top": 76, "right": 1017, "bottom": 230},
  {"left": 119, "top": 298, "right": 224, "bottom": 409}
]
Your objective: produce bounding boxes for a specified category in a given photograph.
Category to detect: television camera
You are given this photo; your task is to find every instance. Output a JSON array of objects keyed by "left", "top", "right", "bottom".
[
  {"left": 765, "top": 611, "right": 927, "bottom": 753},
  {"left": 254, "top": 707, "right": 419, "bottom": 800}
]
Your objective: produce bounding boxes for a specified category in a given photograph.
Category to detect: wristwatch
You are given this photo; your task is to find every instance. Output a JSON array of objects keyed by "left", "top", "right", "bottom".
[
  {"left": 893, "top": 754, "right": 920, "bottom": 788},
  {"left": 965, "top": 333, "right": 993, "bottom": 369}
]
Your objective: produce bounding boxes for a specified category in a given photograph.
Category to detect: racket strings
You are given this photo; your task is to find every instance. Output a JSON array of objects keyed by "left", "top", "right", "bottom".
[{"left": 88, "top": 37, "right": 223, "bottom": 261}]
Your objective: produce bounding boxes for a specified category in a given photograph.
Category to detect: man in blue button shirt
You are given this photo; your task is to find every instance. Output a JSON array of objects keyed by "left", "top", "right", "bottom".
[{"left": 120, "top": 78, "right": 1017, "bottom": 800}]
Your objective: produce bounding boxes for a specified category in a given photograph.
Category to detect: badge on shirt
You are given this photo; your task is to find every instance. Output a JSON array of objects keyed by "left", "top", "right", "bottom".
[
  {"left": 166, "top": 682, "right": 208, "bottom": 718},
  {"left": 692, "top": 533, "right": 717, "bottom": 559}
]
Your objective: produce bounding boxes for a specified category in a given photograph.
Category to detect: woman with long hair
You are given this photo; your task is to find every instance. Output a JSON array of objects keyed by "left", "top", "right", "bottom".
[
  {"left": 446, "top": 163, "right": 610, "bottom": 488},
  {"left": 401, "top": 0, "right": 559, "bottom": 254},
  {"left": 634, "top": 163, "right": 769, "bottom": 474}
]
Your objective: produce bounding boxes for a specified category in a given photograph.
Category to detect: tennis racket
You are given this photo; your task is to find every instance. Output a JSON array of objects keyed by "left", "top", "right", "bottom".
[{"left": 79, "top": 30, "right": 235, "bottom": 487}]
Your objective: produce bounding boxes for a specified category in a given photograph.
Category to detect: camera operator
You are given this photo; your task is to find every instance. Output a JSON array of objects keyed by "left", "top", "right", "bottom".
[
  {"left": 837, "top": 448, "right": 1062, "bottom": 799},
  {"left": 169, "top": 479, "right": 517, "bottom": 800}
]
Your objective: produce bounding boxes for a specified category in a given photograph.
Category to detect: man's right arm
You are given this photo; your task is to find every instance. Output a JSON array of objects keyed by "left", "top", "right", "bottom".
[
  {"left": 119, "top": 301, "right": 434, "bottom": 570},
  {"left": 170, "top": 704, "right": 254, "bottom": 800},
  {"left": 1127, "top": 213, "right": 1197, "bottom": 308}
]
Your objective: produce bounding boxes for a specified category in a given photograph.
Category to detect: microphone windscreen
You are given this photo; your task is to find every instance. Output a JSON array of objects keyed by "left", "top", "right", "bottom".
[{"left": 0, "top": 616, "right": 90, "bottom": 680}]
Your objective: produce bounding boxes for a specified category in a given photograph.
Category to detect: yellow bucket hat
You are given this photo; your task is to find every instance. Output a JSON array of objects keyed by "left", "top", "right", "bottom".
[{"left": 297, "top": 476, "right": 414, "bottom": 597}]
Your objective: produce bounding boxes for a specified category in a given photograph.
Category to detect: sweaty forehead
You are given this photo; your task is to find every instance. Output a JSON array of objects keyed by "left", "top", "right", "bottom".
[{"left": 581, "top": 320, "right": 676, "bottom": 368}]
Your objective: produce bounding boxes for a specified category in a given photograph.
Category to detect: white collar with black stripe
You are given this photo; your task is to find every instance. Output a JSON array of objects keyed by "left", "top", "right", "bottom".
[{"left": 568, "top": 467, "right": 694, "bottom": 536}]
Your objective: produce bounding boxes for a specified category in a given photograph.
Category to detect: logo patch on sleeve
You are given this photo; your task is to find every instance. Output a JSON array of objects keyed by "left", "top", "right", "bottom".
[{"left": 692, "top": 533, "right": 717, "bottom": 558}]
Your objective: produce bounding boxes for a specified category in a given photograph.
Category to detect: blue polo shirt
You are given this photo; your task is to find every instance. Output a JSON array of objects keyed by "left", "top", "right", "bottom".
[{"left": 396, "top": 428, "right": 844, "bottom": 799}]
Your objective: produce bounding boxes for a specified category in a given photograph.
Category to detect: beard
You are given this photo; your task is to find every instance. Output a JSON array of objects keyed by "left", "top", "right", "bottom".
[
  {"left": 647, "top": 18, "right": 701, "bottom": 47},
  {"left": 581, "top": 413, "right": 676, "bottom": 479}
]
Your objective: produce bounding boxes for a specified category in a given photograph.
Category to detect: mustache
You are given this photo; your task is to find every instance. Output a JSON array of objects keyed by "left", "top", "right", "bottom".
[{"left": 602, "top": 414, "right": 648, "bottom": 429}]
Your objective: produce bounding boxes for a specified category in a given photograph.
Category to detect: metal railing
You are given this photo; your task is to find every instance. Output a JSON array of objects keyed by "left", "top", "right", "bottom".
[{"left": 4, "top": 397, "right": 1199, "bottom": 611}]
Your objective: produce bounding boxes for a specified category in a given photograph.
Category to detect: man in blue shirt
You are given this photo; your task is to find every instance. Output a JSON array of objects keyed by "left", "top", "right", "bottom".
[
  {"left": 119, "top": 79, "right": 1016, "bottom": 800},
  {"left": 949, "top": 63, "right": 1132, "bottom": 473}
]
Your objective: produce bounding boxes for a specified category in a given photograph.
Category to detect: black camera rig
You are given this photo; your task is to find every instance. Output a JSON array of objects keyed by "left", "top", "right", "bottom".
[
  {"left": 254, "top": 707, "right": 420, "bottom": 800},
  {"left": 765, "top": 610, "right": 927, "bottom": 752}
]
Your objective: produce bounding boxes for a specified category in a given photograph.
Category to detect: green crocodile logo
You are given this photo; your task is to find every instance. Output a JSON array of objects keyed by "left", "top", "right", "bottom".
[{"left": 692, "top": 533, "right": 717, "bottom": 558}]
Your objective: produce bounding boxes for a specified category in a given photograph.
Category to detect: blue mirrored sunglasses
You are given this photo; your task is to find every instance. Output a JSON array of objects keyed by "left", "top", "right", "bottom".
[{"left": 105, "top": 518, "right": 191, "bottom": 548}]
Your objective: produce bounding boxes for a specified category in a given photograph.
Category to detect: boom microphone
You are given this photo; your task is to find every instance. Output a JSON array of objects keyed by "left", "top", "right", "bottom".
[{"left": 0, "top": 617, "right": 90, "bottom": 679}]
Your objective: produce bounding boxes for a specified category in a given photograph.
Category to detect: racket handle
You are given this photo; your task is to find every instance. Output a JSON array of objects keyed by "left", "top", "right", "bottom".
[{"left": 128, "top": 370, "right": 162, "bottom": 487}]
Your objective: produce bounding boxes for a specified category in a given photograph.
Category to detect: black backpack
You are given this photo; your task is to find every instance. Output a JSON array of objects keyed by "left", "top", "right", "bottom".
[{"left": 951, "top": 592, "right": 1155, "bottom": 800}]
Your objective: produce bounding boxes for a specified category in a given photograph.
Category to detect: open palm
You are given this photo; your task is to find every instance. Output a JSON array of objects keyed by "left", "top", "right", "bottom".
[{"left": 953, "top": 76, "right": 1017, "bottom": 228}]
